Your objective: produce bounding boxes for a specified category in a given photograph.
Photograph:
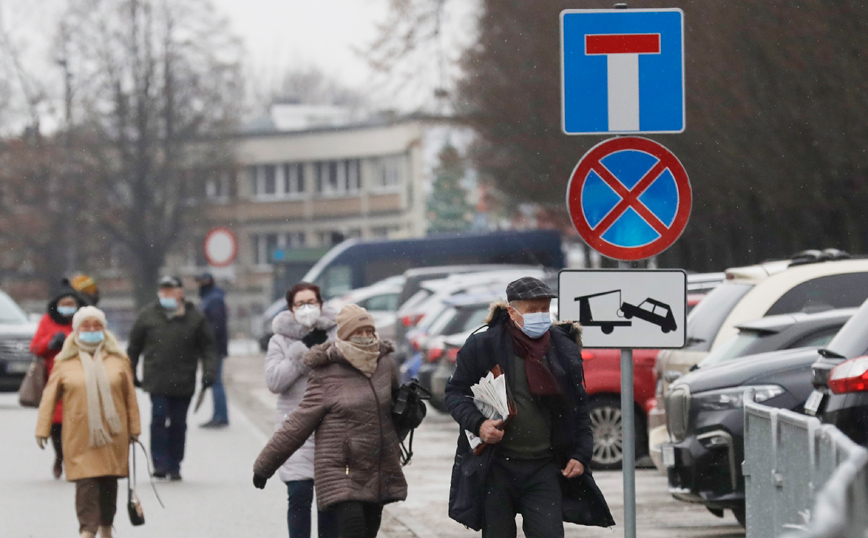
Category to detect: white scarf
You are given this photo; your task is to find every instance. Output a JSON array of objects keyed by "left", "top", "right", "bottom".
[
  {"left": 335, "top": 338, "right": 381, "bottom": 378},
  {"left": 75, "top": 336, "right": 122, "bottom": 447}
]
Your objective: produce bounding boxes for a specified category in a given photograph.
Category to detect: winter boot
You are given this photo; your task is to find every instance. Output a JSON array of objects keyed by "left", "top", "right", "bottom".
[{"left": 98, "top": 525, "right": 113, "bottom": 537}]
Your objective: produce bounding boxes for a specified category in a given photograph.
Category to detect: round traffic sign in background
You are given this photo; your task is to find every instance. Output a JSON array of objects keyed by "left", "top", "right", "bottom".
[
  {"left": 566, "top": 136, "right": 691, "bottom": 261},
  {"left": 203, "top": 227, "right": 238, "bottom": 268}
]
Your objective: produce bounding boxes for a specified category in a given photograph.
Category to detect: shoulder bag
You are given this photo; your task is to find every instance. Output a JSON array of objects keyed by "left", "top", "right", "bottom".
[
  {"left": 18, "top": 358, "right": 46, "bottom": 408},
  {"left": 128, "top": 440, "right": 164, "bottom": 526}
]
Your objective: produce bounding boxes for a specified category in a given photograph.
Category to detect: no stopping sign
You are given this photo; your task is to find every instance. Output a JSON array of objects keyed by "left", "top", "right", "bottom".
[{"left": 203, "top": 227, "right": 238, "bottom": 268}]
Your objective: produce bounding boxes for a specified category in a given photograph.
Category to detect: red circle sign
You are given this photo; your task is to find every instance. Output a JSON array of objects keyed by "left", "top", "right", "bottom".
[
  {"left": 203, "top": 227, "right": 237, "bottom": 268},
  {"left": 566, "top": 137, "right": 691, "bottom": 261}
]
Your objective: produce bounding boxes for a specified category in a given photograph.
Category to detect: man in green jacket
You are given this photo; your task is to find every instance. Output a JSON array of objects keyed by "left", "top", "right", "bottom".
[{"left": 128, "top": 275, "right": 217, "bottom": 480}]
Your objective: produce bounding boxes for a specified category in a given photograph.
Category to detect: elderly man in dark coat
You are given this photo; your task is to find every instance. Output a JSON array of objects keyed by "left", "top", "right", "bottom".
[{"left": 445, "top": 276, "right": 613, "bottom": 537}]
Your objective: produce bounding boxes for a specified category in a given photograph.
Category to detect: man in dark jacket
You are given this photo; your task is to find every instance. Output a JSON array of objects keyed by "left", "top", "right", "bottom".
[
  {"left": 195, "top": 272, "right": 229, "bottom": 429},
  {"left": 445, "top": 277, "right": 613, "bottom": 537},
  {"left": 128, "top": 275, "right": 217, "bottom": 480}
]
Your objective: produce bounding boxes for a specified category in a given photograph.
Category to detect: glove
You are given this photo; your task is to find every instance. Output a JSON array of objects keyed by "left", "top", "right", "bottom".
[
  {"left": 36, "top": 436, "right": 48, "bottom": 450},
  {"left": 253, "top": 473, "right": 268, "bottom": 489},
  {"left": 48, "top": 332, "right": 66, "bottom": 350},
  {"left": 302, "top": 329, "right": 328, "bottom": 348}
]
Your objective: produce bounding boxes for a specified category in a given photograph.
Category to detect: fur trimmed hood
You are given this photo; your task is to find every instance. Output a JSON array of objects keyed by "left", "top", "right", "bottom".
[
  {"left": 484, "top": 300, "right": 582, "bottom": 346},
  {"left": 272, "top": 305, "right": 338, "bottom": 340},
  {"left": 55, "top": 329, "right": 128, "bottom": 362},
  {"left": 304, "top": 340, "right": 396, "bottom": 369}
]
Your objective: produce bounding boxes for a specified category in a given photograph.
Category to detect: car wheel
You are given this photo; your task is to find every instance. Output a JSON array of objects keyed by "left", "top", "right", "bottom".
[
  {"left": 589, "top": 396, "right": 648, "bottom": 470},
  {"left": 732, "top": 506, "right": 746, "bottom": 528}
]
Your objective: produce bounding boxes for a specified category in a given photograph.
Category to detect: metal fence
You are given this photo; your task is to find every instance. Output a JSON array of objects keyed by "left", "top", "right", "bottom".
[{"left": 743, "top": 391, "right": 868, "bottom": 538}]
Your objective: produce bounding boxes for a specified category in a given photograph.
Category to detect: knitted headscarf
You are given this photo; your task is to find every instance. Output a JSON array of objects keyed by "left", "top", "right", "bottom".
[{"left": 334, "top": 304, "right": 380, "bottom": 377}]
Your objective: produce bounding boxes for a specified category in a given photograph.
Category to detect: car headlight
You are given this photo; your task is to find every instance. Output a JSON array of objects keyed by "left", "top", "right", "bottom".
[{"left": 693, "top": 385, "right": 785, "bottom": 411}]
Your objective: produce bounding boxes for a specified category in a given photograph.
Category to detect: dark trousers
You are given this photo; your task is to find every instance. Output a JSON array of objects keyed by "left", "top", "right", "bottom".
[
  {"left": 211, "top": 355, "right": 229, "bottom": 423},
  {"left": 150, "top": 394, "right": 191, "bottom": 474},
  {"left": 482, "top": 457, "right": 564, "bottom": 538},
  {"left": 332, "top": 501, "right": 384, "bottom": 538},
  {"left": 286, "top": 480, "right": 339, "bottom": 538},
  {"left": 75, "top": 477, "right": 118, "bottom": 533},
  {"left": 50, "top": 423, "right": 63, "bottom": 462}
]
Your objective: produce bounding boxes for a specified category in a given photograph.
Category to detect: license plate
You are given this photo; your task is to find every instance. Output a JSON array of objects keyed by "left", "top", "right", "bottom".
[
  {"left": 5, "top": 361, "right": 31, "bottom": 374},
  {"left": 804, "top": 390, "right": 825, "bottom": 416},
  {"left": 662, "top": 444, "right": 675, "bottom": 468}
]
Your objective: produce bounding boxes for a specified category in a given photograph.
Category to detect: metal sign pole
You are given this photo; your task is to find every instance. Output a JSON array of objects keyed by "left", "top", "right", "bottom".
[{"left": 619, "top": 262, "right": 637, "bottom": 538}]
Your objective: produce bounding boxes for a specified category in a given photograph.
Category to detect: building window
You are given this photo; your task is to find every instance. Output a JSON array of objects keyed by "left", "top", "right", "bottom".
[
  {"left": 316, "top": 159, "right": 361, "bottom": 196},
  {"left": 206, "top": 172, "right": 230, "bottom": 201},
  {"left": 252, "top": 233, "right": 279, "bottom": 266},
  {"left": 248, "top": 165, "right": 259, "bottom": 196},
  {"left": 372, "top": 154, "right": 405, "bottom": 191},
  {"left": 284, "top": 163, "right": 305, "bottom": 197},
  {"left": 371, "top": 226, "right": 401, "bottom": 239},
  {"left": 285, "top": 231, "right": 306, "bottom": 247},
  {"left": 317, "top": 231, "right": 346, "bottom": 246},
  {"left": 263, "top": 165, "right": 277, "bottom": 195}
]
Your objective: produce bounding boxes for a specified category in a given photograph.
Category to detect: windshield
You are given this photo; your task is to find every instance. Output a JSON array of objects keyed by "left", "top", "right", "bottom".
[
  {"left": 0, "top": 291, "right": 28, "bottom": 324},
  {"left": 826, "top": 297, "right": 868, "bottom": 358},
  {"left": 697, "top": 330, "right": 765, "bottom": 369},
  {"left": 684, "top": 282, "right": 753, "bottom": 352}
]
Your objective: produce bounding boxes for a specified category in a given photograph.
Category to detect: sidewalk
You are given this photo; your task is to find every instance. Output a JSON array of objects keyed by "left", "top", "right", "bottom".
[{"left": 0, "top": 391, "right": 287, "bottom": 537}]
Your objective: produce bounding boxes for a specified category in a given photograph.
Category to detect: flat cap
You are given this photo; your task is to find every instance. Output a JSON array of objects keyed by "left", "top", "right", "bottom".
[
  {"left": 506, "top": 277, "right": 556, "bottom": 302},
  {"left": 159, "top": 275, "right": 183, "bottom": 288}
]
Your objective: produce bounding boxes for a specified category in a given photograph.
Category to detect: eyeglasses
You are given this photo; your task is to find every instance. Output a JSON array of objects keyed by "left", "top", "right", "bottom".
[{"left": 293, "top": 300, "right": 319, "bottom": 308}]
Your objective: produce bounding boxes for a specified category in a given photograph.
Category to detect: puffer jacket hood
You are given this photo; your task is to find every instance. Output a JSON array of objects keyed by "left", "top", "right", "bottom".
[
  {"left": 304, "top": 340, "right": 396, "bottom": 370},
  {"left": 484, "top": 300, "right": 582, "bottom": 346},
  {"left": 47, "top": 286, "right": 87, "bottom": 325},
  {"left": 271, "top": 305, "right": 338, "bottom": 339}
]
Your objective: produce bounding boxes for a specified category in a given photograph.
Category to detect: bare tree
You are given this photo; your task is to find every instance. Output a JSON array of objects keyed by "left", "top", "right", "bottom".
[{"left": 62, "top": 0, "right": 243, "bottom": 307}]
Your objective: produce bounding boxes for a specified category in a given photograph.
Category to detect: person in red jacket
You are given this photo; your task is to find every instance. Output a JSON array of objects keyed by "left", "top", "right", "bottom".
[{"left": 30, "top": 285, "right": 85, "bottom": 479}]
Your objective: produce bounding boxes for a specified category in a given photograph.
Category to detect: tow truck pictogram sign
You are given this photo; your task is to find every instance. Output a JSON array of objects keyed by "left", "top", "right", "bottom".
[
  {"left": 566, "top": 136, "right": 691, "bottom": 262},
  {"left": 559, "top": 269, "right": 686, "bottom": 349}
]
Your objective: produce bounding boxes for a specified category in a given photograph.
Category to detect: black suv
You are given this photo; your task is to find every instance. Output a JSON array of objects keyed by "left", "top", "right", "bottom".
[
  {"left": 808, "top": 298, "right": 868, "bottom": 446},
  {"left": 664, "top": 298, "right": 868, "bottom": 527}
]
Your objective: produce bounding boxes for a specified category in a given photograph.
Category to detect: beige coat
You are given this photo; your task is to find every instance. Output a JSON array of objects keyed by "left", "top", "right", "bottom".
[
  {"left": 254, "top": 340, "right": 407, "bottom": 510},
  {"left": 36, "top": 334, "right": 141, "bottom": 482}
]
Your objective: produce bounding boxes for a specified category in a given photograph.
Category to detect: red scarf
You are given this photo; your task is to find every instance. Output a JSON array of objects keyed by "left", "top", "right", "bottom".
[{"left": 506, "top": 321, "right": 561, "bottom": 396}]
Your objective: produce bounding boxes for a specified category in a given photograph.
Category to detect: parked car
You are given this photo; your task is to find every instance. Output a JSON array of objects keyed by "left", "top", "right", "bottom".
[
  {"left": 0, "top": 290, "right": 38, "bottom": 391},
  {"left": 662, "top": 297, "right": 868, "bottom": 527},
  {"left": 808, "top": 298, "right": 868, "bottom": 447},
  {"left": 650, "top": 251, "right": 868, "bottom": 469},
  {"left": 695, "top": 308, "right": 854, "bottom": 371}
]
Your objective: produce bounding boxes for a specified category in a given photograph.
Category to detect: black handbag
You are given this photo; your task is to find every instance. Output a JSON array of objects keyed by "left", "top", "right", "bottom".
[
  {"left": 391, "top": 379, "right": 430, "bottom": 465},
  {"left": 127, "top": 440, "right": 164, "bottom": 526}
]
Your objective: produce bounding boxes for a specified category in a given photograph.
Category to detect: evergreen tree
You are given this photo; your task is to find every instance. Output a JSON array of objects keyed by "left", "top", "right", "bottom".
[{"left": 427, "top": 143, "right": 473, "bottom": 234}]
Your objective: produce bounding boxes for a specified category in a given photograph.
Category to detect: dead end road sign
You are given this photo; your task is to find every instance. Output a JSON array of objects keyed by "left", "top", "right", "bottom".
[
  {"left": 566, "top": 136, "right": 691, "bottom": 262},
  {"left": 558, "top": 269, "right": 686, "bottom": 349}
]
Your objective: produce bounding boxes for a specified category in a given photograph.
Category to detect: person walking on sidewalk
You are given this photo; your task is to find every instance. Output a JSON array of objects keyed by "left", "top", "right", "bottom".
[
  {"left": 36, "top": 306, "right": 141, "bottom": 538},
  {"left": 254, "top": 304, "right": 407, "bottom": 538},
  {"left": 30, "top": 282, "right": 86, "bottom": 479},
  {"left": 265, "top": 282, "right": 339, "bottom": 538},
  {"left": 127, "top": 275, "right": 217, "bottom": 481},
  {"left": 67, "top": 274, "right": 101, "bottom": 306},
  {"left": 196, "top": 272, "right": 230, "bottom": 429},
  {"left": 444, "top": 277, "right": 614, "bottom": 538}
]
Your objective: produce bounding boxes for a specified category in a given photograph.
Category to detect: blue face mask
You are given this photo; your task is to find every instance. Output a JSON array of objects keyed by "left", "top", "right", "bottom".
[
  {"left": 159, "top": 297, "right": 178, "bottom": 310},
  {"left": 516, "top": 311, "right": 552, "bottom": 339},
  {"left": 79, "top": 331, "right": 105, "bottom": 344},
  {"left": 57, "top": 306, "right": 78, "bottom": 317}
]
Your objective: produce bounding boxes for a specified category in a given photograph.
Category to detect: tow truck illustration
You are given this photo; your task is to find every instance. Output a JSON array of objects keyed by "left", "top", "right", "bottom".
[{"left": 575, "top": 290, "right": 677, "bottom": 334}]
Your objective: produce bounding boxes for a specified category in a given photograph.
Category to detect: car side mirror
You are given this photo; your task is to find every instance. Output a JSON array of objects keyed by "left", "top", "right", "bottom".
[{"left": 663, "top": 370, "right": 683, "bottom": 383}]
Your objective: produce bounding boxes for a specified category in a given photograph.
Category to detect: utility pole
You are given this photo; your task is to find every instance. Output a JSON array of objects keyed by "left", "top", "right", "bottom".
[{"left": 56, "top": 22, "right": 77, "bottom": 275}]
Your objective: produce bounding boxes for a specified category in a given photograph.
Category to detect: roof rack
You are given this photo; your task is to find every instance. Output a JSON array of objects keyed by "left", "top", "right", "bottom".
[{"left": 788, "top": 248, "right": 851, "bottom": 267}]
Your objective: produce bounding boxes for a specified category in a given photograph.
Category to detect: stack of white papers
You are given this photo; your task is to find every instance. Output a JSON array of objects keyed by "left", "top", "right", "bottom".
[{"left": 465, "top": 371, "right": 510, "bottom": 450}]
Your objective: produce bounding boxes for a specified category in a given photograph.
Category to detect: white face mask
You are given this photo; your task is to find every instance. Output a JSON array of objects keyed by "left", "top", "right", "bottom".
[{"left": 294, "top": 304, "right": 321, "bottom": 327}]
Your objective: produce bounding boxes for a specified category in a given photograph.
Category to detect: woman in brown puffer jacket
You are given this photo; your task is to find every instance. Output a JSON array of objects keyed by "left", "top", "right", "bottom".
[{"left": 254, "top": 304, "right": 407, "bottom": 538}]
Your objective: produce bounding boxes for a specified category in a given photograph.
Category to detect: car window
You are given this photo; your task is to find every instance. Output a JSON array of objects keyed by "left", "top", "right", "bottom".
[
  {"left": 786, "top": 326, "right": 841, "bottom": 349},
  {"left": 360, "top": 293, "right": 399, "bottom": 312},
  {"left": 322, "top": 265, "right": 352, "bottom": 299},
  {"left": 0, "top": 291, "right": 28, "bottom": 324},
  {"left": 426, "top": 307, "right": 458, "bottom": 336},
  {"left": 697, "top": 331, "right": 764, "bottom": 369},
  {"left": 459, "top": 307, "right": 490, "bottom": 334},
  {"left": 684, "top": 282, "right": 753, "bottom": 351},
  {"left": 766, "top": 273, "right": 868, "bottom": 316},
  {"left": 398, "top": 289, "right": 432, "bottom": 315}
]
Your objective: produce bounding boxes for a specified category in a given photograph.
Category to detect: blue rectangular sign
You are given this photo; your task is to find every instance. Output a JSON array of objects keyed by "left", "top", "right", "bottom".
[{"left": 561, "top": 9, "right": 685, "bottom": 135}]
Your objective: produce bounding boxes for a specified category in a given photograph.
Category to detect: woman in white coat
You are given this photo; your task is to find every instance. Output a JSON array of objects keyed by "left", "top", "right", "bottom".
[{"left": 265, "top": 282, "right": 339, "bottom": 538}]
